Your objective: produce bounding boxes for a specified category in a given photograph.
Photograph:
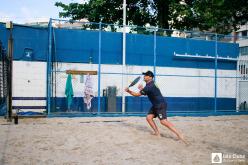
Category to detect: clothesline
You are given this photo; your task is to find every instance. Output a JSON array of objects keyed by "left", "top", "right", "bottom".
[
  {"left": 65, "top": 71, "right": 95, "bottom": 110},
  {"left": 66, "top": 70, "right": 97, "bottom": 75}
]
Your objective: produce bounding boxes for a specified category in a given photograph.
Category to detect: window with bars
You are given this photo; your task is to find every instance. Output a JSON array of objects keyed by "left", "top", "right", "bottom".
[
  {"left": 239, "top": 62, "right": 248, "bottom": 80},
  {"left": 240, "top": 46, "right": 248, "bottom": 56},
  {"left": 241, "top": 30, "right": 247, "bottom": 37}
]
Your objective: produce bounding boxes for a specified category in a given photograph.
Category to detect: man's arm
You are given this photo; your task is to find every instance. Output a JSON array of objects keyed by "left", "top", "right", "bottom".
[{"left": 125, "top": 88, "right": 142, "bottom": 97}]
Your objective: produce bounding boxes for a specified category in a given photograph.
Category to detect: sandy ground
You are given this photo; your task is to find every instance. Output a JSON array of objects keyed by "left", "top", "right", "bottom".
[{"left": 0, "top": 115, "right": 248, "bottom": 165}]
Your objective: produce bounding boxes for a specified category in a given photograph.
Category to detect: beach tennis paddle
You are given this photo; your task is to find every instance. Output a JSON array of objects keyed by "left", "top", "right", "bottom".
[{"left": 128, "top": 76, "right": 141, "bottom": 88}]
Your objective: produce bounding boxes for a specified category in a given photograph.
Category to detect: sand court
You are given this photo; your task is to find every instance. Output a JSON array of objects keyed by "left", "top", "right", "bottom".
[{"left": 0, "top": 115, "right": 248, "bottom": 165}]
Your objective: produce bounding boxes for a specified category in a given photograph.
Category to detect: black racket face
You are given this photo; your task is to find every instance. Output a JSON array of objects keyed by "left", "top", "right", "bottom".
[{"left": 129, "top": 76, "right": 141, "bottom": 87}]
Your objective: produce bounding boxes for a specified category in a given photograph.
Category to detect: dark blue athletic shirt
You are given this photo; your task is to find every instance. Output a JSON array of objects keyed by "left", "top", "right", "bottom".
[{"left": 140, "top": 81, "right": 166, "bottom": 108}]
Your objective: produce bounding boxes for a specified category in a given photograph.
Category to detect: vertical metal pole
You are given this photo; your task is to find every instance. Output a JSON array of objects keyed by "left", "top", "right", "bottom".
[
  {"left": 236, "top": 54, "right": 239, "bottom": 112},
  {"left": 97, "top": 21, "right": 102, "bottom": 114},
  {"left": 122, "top": 0, "right": 126, "bottom": 113},
  {"left": 153, "top": 29, "right": 157, "bottom": 81},
  {"left": 47, "top": 18, "right": 52, "bottom": 116},
  {"left": 214, "top": 33, "right": 218, "bottom": 113},
  {"left": 7, "top": 22, "right": 13, "bottom": 122}
]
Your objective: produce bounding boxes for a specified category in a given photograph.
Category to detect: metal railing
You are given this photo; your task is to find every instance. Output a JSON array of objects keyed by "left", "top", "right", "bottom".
[{"left": 45, "top": 19, "right": 248, "bottom": 117}]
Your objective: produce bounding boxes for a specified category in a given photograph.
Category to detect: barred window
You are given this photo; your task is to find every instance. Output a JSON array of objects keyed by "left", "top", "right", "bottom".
[
  {"left": 241, "top": 31, "right": 247, "bottom": 37},
  {"left": 240, "top": 46, "right": 248, "bottom": 56}
]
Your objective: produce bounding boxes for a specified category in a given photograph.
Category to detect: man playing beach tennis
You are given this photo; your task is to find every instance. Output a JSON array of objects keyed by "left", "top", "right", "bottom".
[{"left": 125, "top": 71, "right": 187, "bottom": 144}]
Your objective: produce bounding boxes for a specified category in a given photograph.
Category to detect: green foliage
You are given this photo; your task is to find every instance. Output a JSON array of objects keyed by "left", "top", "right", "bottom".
[
  {"left": 55, "top": 0, "right": 248, "bottom": 34},
  {"left": 170, "top": 0, "right": 248, "bottom": 34}
]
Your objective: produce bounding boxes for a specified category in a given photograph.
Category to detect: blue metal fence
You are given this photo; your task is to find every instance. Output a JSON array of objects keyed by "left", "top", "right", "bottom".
[
  {"left": 45, "top": 19, "right": 246, "bottom": 117},
  {"left": 0, "top": 20, "right": 247, "bottom": 117}
]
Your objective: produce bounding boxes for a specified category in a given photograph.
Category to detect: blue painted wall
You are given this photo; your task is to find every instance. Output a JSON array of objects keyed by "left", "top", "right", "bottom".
[
  {"left": 0, "top": 23, "right": 239, "bottom": 114},
  {"left": 0, "top": 24, "right": 48, "bottom": 61},
  {"left": 48, "top": 96, "right": 236, "bottom": 113},
  {"left": 0, "top": 23, "right": 239, "bottom": 70}
]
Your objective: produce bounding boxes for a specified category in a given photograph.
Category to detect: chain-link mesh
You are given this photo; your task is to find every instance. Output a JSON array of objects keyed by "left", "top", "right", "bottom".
[
  {"left": 217, "top": 34, "right": 238, "bottom": 112},
  {"left": 235, "top": 35, "right": 248, "bottom": 111},
  {"left": 51, "top": 64, "right": 99, "bottom": 114},
  {"left": 0, "top": 41, "right": 9, "bottom": 115},
  {"left": 46, "top": 19, "right": 248, "bottom": 116}
]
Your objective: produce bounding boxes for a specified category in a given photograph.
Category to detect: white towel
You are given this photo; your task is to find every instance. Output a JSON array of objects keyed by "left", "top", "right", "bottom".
[{"left": 83, "top": 74, "right": 94, "bottom": 109}]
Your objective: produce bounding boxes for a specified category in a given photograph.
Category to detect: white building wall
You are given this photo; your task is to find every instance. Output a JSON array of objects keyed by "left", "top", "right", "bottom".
[
  {"left": 12, "top": 61, "right": 46, "bottom": 112},
  {"left": 12, "top": 61, "right": 237, "bottom": 111},
  {"left": 13, "top": 61, "right": 47, "bottom": 97}
]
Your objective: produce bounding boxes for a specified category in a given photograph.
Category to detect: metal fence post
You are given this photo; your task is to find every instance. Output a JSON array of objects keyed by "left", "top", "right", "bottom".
[
  {"left": 122, "top": 2, "right": 127, "bottom": 114},
  {"left": 214, "top": 33, "right": 218, "bottom": 113},
  {"left": 47, "top": 18, "right": 52, "bottom": 116},
  {"left": 153, "top": 28, "right": 157, "bottom": 80},
  {"left": 97, "top": 21, "right": 102, "bottom": 115},
  {"left": 6, "top": 21, "right": 13, "bottom": 122}
]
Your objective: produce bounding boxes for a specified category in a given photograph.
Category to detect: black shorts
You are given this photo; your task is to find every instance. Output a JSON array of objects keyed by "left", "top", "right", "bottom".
[{"left": 148, "top": 103, "right": 167, "bottom": 120}]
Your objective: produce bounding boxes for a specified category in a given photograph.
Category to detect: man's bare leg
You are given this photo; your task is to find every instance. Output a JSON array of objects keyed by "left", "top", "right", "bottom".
[
  {"left": 146, "top": 114, "right": 160, "bottom": 136},
  {"left": 160, "top": 119, "right": 188, "bottom": 144}
]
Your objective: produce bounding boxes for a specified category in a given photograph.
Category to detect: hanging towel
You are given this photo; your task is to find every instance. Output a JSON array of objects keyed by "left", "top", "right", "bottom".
[
  {"left": 65, "top": 74, "right": 74, "bottom": 110},
  {"left": 83, "top": 74, "right": 94, "bottom": 110}
]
